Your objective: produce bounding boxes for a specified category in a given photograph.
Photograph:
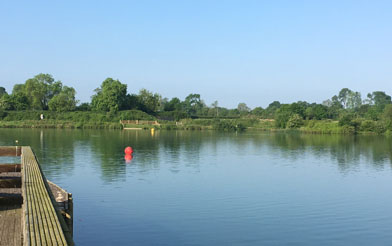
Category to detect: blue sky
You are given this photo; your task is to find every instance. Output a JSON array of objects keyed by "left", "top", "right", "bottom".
[{"left": 1, "top": 0, "right": 391, "bottom": 108}]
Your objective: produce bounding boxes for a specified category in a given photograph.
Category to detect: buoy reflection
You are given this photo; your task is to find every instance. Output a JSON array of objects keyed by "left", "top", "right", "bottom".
[{"left": 124, "top": 154, "right": 133, "bottom": 163}]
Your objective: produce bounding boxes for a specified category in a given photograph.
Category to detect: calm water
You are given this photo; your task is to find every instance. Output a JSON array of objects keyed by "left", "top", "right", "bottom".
[{"left": 1, "top": 129, "right": 392, "bottom": 245}]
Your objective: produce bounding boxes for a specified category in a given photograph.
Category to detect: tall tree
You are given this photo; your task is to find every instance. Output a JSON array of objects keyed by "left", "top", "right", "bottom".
[
  {"left": 91, "top": 78, "right": 127, "bottom": 112},
  {"left": 211, "top": 100, "right": 219, "bottom": 117},
  {"left": 48, "top": 86, "right": 78, "bottom": 112},
  {"left": 366, "top": 91, "right": 391, "bottom": 110},
  {"left": 265, "top": 101, "right": 281, "bottom": 118},
  {"left": 251, "top": 107, "right": 264, "bottom": 117},
  {"left": 164, "top": 97, "right": 182, "bottom": 111},
  {"left": 23, "top": 73, "right": 63, "bottom": 110},
  {"left": 183, "top": 94, "right": 203, "bottom": 116},
  {"left": 338, "top": 88, "right": 352, "bottom": 109},
  {"left": 237, "top": 103, "right": 250, "bottom": 113},
  {"left": 137, "top": 89, "right": 161, "bottom": 113},
  {"left": 346, "top": 91, "right": 362, "bottom": 110},
  {"left": 0, "top": 87, "right": 6, "bottom": 97}
]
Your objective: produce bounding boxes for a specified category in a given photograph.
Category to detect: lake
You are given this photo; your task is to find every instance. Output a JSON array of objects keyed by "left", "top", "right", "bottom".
[{"left": 0, "top": 129, "right": 391, "bottom": 245}]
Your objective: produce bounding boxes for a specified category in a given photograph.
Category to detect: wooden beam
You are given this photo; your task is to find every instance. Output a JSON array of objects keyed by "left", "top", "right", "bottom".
[
  {"left": 0, "top": 188, "right": 22, "bottom": 205},
  {"left": 0, "top": 147, "right": 21, "bottom": 157},
  {"left": 0, "top": 175, "right": 21, "bottom": 188},
  {"left": 0, "top": 164, "right": 21, "bottom": 173}
]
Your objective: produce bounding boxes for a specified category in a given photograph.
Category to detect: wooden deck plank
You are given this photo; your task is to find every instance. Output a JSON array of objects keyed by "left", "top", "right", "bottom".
[
  {"left": 0, "top": 204, "right": 22, "bottom": 246},
  {"left": 0, "top": 147, "right": 21, "bottom": 157},
  {"left": 27, "top": 150, "right": 52, "bottom": 245},
  {"left": 0, "top": 172, "right": 22, "bottom": 179},
  {"left": 21, "top": 146, "right": 69, "bottom": 246},
  {"left": 24, "top": 149, "right": 45, "bottom": 245},
  {"left": 28, "top": 158, "right": 53, "bottom": 245},
  {"left": 0, "top": 164, "right": 21, "bottom": 173},
  {"left": 24, "top": 155, "right": 39, "bottom": 246},
  {"left": 0, "top": 188, "right": 22, "bottom": 196},
  {"left": 14, "top": 205, "right": 22, "bottom": 246}
]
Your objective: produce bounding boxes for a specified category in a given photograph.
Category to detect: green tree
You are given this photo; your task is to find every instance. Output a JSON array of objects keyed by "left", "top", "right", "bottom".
[
  {"left": 338, "top": 88, "right": 352, "bottom": 109},
  {"left": 6, "top": 93, "right": 29, "bottom": 110},
  {"left": 164, "top": 97, "right": 182, "bottom": 111},
  {"left": 0, "top": 94, "right": 11, "bottom": 110},
  {"left": 76, "top": 103, "right": 91, "bottom": 111},
  {"left": 91, "top": 78, "right": 127, "bottom": 112},
  {"left": 124, "top": 94, "right": 139, "bottom": 110},
  {"left": 237, "top": 102, "right": 250, "bottom": 114},
  {"left": 23, "top": 74, "right": 63, "bottom": 110},
  {"left": 383, "top": 104, "right": 392, "bottom": 121},
  {"left": 211, "top": 100, "right": 219, "bottom": 117},
  {"left": 366, "top": 91, "right": 391, "bottom": 111},
  {"left": 336, "top": 88, "right": 361, "bottom": 110},
  {"left": 183, "top": 94, "right": 203, "bottom": 116},
  {"left": 305, "top": 104, "right": 328, "bottom": 120},
  {"left": 290, "top": 101, "right": 308, "bottom": 118},
  {"left": 251, "top": 107, "right": 264, "bottom": 117},
  {"left": 287, "top": 114, "right": 304, "bottom": 128},
  {"left": 0, "top": 87, "right": 7, "bottom": 98},
  {"left": 274, "top": 104, "right": 292, "bottom": 128},
  {"left": 346, "top": 91, "right": 362, "bottom": 110},
  {"left": 48, "top": 86, "right": 78, "bottom": 112},
  {"left": 137, "top": 89, "right": 161, "bottom": 114},
  {"left": 265, "top": 101, "right": 281, "bottom": 118}
]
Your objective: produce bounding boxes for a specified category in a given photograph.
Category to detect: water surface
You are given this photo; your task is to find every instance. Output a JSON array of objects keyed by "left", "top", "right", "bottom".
[{"left": 0, "top": 129, "right": 391, "bottom": 245}]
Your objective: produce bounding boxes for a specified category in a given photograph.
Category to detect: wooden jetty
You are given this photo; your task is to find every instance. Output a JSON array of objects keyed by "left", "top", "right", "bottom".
[{"left": 0, "top": 146, "right": 74, "bottom": 246}]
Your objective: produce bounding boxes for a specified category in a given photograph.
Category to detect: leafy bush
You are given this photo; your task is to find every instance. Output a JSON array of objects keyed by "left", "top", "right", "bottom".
[
  {"left": 0, "top": 110, "right": 7, "bottom": 119},
  {"left": 157, "top": 111, "right": 188, "bottom": 121},
  {"left": 118, "top": 110, "right": 155, "bottom": 120},
  {"left": 213, "top": 120, "right": 245, "bottom": 132},
  {"left": 2, "top": 110, "right": 154, "bottom": 122},
  {"left": 374, "top": 121, "right": 387, "bottom": 134},
  {"left": 286, "top": 114, "right": 304, "bottom": 129},
  {"left": 341, "top": 125, "right": 355, "bottom": 134},
  {"left": 360, "top": 120, "right": 376, "bottom": 132},
  {"left": 338, "top": 113, "right": 354, "bottom": 126}
]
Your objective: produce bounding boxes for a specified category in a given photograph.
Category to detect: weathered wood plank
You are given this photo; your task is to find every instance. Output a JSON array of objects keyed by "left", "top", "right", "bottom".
[
  {"left": 29, "top": 160, "right": 52, "bottom": 245},
  {"left": 0, "top": 188, "right": 22, "bottom": 196},
  {"left": 0, "top": 147, "right": 21, "bottom": 157},
  {"left": 0, "top": 172, "right": 21, "bottom": 178},
  {"left": 0, "top": 178, "right": 21, "bottom": 188},
  {"left": 21, "top": 146, "right": 70, "bottom": 246},
  {"left": 0, "top": 164, "right": 21, "bottom": 173},
  {"left": 0, "top": 204, "right": 22, "bottom": 246}
]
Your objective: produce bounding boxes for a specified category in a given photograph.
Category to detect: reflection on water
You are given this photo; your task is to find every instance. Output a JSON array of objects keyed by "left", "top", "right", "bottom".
[
  {"left": 0, "top": 129, "right": 392, "bottom": 245},
  {"left": 2, "top": 129, "right": 390, "bottom": 177}
]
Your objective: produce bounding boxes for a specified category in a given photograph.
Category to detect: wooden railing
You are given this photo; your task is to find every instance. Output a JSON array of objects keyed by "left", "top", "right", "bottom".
[{"left": 120, "top": 120, "right": 160, "bottom": 126}]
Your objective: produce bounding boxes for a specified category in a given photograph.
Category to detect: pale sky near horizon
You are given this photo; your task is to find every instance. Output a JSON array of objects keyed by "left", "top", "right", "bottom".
[{"left": 1, "top": 1, "right": 391, "bottom": 108}]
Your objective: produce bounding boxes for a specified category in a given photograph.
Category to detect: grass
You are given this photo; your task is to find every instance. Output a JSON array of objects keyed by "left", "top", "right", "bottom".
[{"left": 1, "top": 110, "right": 390, "bottom": 135}]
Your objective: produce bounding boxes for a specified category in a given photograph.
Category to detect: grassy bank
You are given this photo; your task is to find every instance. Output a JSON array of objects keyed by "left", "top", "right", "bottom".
[
  {"left": 0, "top": 110, "right": 391, "bottom": 135},
  {"left": 0, "top": 120, "right": 123, "bottom": 129}
]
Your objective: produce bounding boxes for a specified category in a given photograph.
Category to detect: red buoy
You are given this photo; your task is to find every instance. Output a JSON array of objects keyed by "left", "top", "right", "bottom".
[{"left": 124, "top": 146, "right": 133, "bottom": 154}]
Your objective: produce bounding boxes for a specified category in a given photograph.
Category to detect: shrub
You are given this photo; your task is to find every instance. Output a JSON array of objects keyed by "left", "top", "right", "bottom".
[
  {"left": 341, "top": 125, "right": 355, "bottom": 134},
  {"left": 286, "top": 114, "right": 304, "bottom": 129},
  {"left": 374, "top": 121, "right": 387, "bottom": 134},
  {"left": 338, "top": 113, "right": 354, "bottom": 126},
  {"left": 213, "top": 120, "right": 246, "bottom": 132},
  {"left": 0, "top": 110, "right": 7, "bottom": 119},
  {"left": 360, "top": 120, "right": 376, "bottom": 132}
]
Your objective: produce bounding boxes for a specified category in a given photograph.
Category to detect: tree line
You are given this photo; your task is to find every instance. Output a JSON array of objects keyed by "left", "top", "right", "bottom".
[{"left": 1, "top": 73, "right": 392, "bottom": 132}]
